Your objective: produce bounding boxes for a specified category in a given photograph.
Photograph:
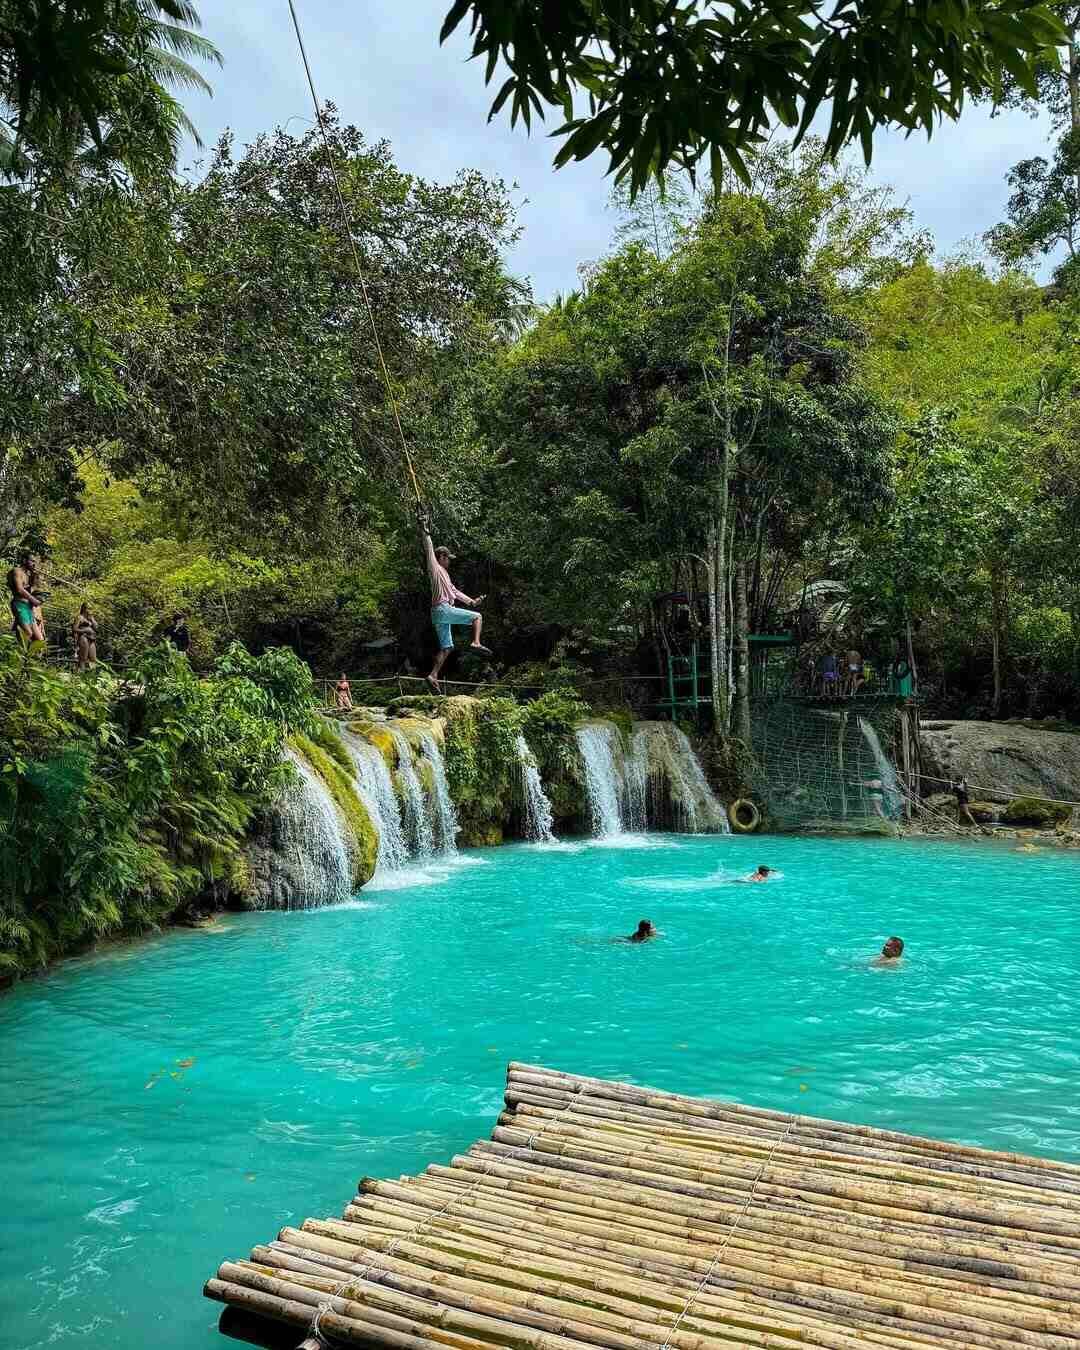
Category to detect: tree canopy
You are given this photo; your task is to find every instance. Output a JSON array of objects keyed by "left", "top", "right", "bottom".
[{"left": 442, "top": 0, "right": 1065, "bottom": 190}]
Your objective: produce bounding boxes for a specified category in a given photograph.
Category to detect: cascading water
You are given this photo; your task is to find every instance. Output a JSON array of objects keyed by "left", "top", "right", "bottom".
[
  {"left": 418, "top": 730, "right": 459, "bottom": 855},
  {"left": 622, "top": 732, "right": 649, "bottom": 833},
  {"left": 280, "top": 748, "right": 353, "bottom": 908},
  {"left": 343, "top": 732, "right": 409, "bottom": 873},
  {"left": 857, "top": 717, "right": 903, "bottom": 822},
  {"left": 629, "top": 724, "right": 729, "bottom": 833},
  {"left": 575, "top": 723, "right": 626, "bottom": 837},
  {"left": 514, "top": 733, "right": 555, "bottom": 842},
  {"left": 389, "top": 727, "right": 435, "bottom": 859}
]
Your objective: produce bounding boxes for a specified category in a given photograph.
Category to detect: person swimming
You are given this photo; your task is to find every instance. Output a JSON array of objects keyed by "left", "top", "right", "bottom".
[
  {"left": 627, "top": 919, "right": 657, "bottom": 943},
  {"left": 871, "top": 936, "right": 904, "bottom": 966},
  {"left": 743, "top": 865, "right": 772, "bottom": 883}
]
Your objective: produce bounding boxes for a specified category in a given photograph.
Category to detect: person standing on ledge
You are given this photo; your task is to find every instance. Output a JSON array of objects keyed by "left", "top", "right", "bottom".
[{"left": 417, "top": 509, "right": 491, "bottom": 693}]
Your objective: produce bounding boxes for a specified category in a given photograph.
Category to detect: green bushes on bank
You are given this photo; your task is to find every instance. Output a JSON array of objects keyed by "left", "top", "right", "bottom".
[{"left": 0, "top": 638, "right": 319, "bottom": 977}]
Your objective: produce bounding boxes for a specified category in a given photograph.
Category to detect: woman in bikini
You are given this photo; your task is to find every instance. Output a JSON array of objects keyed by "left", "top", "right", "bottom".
[{"left": 72, "top": 603, "right": 98, "bottom": 670}]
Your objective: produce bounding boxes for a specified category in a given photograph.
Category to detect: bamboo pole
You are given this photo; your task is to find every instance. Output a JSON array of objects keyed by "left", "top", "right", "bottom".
[
  {"left": 501, "top": 1085, "right": 1080, "bottom": 1195},
  {"left": 504, "top": 1067, "right": 1080, "bottom": 1178},
  {"left": 500, "top": 1102, "right": 1080, "bottom": 1209},
  {"left": 253, "top": 1240, "right": 924, "bottom": 1350},
  {"left": 349, "top": 1183, "right": 1080, "bottom": 1305},
  {"left": 470, "top": 1137, "right": 1080, "bottom": 1250},
  {"left": 292, "top": 1217, "right": 1079, "bottom": 1346}
]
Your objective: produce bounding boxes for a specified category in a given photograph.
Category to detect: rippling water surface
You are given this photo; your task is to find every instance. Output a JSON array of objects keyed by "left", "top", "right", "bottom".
[{"left": 2, "top": 833, "right": 1080, "bottom": 1348}]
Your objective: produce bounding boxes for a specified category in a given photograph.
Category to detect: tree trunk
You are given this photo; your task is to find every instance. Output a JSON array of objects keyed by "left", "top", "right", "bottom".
[
  {"left": 905, "top": 615, "right": 918, "bottom": 698},
  {"left": 990, "top": 564, "right": 1007, "bottom": 719},
  {"left": 707, "top": 449, "right": 731, "bottom": 729},
  {"left": 733, "top": 554, "right": 751, "bottom": 744},
  {"left": 1070, "top": 20, "right": 1080, "bottom": 199}
]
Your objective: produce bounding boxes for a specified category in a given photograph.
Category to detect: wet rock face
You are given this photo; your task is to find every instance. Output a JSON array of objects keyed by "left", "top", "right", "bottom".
[{"left": 919, "top": 721, "right": 1080, "bottom": 817}]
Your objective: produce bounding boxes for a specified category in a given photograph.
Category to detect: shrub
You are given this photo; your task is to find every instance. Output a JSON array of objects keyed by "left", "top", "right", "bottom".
[{"left": 0, "top": 637, "right": 322, "bottom": 977}]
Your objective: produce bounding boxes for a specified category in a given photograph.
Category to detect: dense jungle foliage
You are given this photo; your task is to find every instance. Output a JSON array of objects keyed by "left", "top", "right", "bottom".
[{"left": 4, "top": 2, "right": 1080, "bottom": 973}]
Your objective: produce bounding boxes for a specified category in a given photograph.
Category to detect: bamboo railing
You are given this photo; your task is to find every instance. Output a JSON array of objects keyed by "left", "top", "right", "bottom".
[{"left": 205, "top": 1064, "right": 1080, "bottom": 1349}]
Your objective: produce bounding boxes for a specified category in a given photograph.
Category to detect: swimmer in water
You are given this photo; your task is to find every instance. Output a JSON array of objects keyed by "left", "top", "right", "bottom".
[
  {"left": 871, "top": 936, "right": 904, "bottom": 966},
  {"left": 627, "top": 919, "right": 657, "bottom": 943},
  {"left": 743, "top": 865, "right": 772, "bottom": 883}
]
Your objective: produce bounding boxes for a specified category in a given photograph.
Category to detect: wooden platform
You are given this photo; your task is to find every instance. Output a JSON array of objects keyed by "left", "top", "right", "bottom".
[{"left": 205, "top": 1063, "right": 1080, "bottom": 1349}]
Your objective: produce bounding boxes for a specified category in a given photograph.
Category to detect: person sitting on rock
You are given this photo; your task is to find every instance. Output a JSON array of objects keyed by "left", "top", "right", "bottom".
[
  {"left": 417, "top": 508, "right": 491, "bottom": 693},
  {"left": 871, "top": 936, "right": 904, "bottom": 966},
  {"left": 627, "top": 919, "right": 657, "bottom": 943}
]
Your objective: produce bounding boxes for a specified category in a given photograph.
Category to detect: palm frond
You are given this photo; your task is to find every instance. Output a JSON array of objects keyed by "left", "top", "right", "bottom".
[
  {"left": 149, "top": 20, "right": 223, "bottom": 68},
  {"left": 148, "top": 47, "right": 215, "bottom": 96}
]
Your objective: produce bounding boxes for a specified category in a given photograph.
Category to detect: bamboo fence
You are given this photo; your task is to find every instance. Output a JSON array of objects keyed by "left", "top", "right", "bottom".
[{"left": 206, "top": 1063, "right": 1080, "bottom": 1350}]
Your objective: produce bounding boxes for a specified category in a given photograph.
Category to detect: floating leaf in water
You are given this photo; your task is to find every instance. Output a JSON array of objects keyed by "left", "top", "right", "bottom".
[
  {"left": 799, "top": 1083, "right": 809, "bottom": 1092},
  {"left": 245, "top": 1174, "right": 257, "bottom": 1182},
  {"left": 176, "top": 1057, "right": 195, "bottom": 1069}
]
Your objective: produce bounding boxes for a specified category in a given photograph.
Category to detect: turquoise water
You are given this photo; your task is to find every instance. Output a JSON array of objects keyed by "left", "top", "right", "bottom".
[{"left": 3, "top": 832, "right": 1080, "bottom": 1349}]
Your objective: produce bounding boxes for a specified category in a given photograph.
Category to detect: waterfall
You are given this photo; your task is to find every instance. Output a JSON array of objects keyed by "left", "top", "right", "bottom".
[
  {"left": 575, "top": 724, "right": 626, "bottom": 837},
  {"left": 623, "top": 732, "right": 649, "bottom": 833},
  {"left": 344, "top": 732, "right": 409, "bottom": 873},
  {"left": 281, "top": 748, "right": 353, "bottom": 907},
  {"left": 389, "top": 727, "right": 435, "bottom": 859},
  {"left": 630, "top": 724, "right": 730, "bottom": 833},
  {"left": 418, "top": 730, "right": 458, "bottom": 855},
  {"left": 857, "top": 717, "right": 903, "bottom": 821},
  {"left": 514, "top": 733, "right": 555, "bottom": 842}
]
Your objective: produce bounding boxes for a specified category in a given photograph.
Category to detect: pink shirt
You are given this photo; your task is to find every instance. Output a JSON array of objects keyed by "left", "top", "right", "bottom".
[{"left": 425, "top": 536, "right": 470, "bottom": 609}]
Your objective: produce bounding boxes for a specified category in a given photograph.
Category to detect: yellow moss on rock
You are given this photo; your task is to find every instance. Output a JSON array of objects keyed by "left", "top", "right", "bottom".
[
  {"left": 291, "top": 733, "right": 379, "bottom": 887},
  {"left": 349, "top": 721, "right": 398, "bottom": 771}
]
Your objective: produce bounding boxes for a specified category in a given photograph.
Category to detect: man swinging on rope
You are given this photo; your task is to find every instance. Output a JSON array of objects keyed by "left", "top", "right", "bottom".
[{"left": 418, "top": 509, "right": 491, "bottom": 692}]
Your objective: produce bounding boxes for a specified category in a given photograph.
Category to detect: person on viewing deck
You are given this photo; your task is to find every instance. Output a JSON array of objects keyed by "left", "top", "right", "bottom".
[
  {"left": 744, "top": 865, "right": 772, "bottom": 883},
  {"left": 418, "top": 510, "right": 491, "bottom": 692},
  {"left": 335, "top": 674, "right": 353, "bottom": 711},
  {"left": 7, "top": 553, "right": 40, "bottom": 643},
  {"left": 821, "top": 651, "right": 839, "bottom": 696},
  {"left": 72, "top": 603, "right": 98, "bottom": 670},
  {"left": 627, "top": 919, "right": 657, "bottom": 943},
  {"left": 165, "top": 611, "right": 190, "bottom": 654},
  {"left": 872, "top": 936, "right": 904, "bottom": 966}
]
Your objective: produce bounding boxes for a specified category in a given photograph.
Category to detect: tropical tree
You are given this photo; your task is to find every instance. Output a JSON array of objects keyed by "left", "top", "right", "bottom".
[
  {"left": 440, "top": 0, "right": 1064, "bottom": 190},
  {"left": 0, "top": 0, "right": 220, "bottom": 180}
]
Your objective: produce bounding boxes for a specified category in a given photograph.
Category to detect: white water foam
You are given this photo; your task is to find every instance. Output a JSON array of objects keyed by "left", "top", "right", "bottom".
[{"left": 575, "top": 723, "right": 626, "bottom": 837}]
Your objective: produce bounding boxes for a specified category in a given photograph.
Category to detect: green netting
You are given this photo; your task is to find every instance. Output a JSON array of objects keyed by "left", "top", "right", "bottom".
[{"left": 750, "top": 699, "right": 903, "bottom": 832}]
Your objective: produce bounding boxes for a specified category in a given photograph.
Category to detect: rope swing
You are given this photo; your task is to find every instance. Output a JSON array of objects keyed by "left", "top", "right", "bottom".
[{"left": 285, "top": 0, "right": 425, "bottom": 510}]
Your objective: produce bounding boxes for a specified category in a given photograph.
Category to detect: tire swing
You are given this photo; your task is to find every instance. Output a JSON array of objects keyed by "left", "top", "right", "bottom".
[{"left": 729, "top": 798, "right": 761, "bottom": 833}]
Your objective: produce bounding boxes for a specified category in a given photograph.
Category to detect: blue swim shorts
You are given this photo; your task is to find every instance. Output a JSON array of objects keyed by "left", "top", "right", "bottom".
[{"left": 432, "top": 603, "right": 479, "bottom": 651}]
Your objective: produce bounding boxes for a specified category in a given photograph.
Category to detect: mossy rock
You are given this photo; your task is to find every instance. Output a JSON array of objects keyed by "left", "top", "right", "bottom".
[
  {"left": 416, "top": 758, "right": 435, "bottom": 795},
  {"left": 459, "top": 823, "right": 503, "bottom": 847},
  {"left": 1002, "top": 796, "right": 1072, "bottom": 828},
  {"left": 390, "top": 715, "right": 442, "bottom": 751},
  {"left": 967, "top": 801, "right": 1000, "bottom": 824},
  {"left": 351, "top": 722, "right": 398, "bottom": 770},
  {"left": 291, "top": 733, "right": 379, "bottom": 886}
]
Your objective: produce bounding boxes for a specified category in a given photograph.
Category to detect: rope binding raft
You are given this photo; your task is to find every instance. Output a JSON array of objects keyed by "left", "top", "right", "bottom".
[{"left": 728, "top": 798, "right": 761, "bottom": 832}]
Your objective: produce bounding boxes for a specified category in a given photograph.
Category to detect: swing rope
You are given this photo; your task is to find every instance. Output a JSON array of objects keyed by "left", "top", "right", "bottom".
[{"left": 285, "top": 0, "right": 425, "bottom": 509}]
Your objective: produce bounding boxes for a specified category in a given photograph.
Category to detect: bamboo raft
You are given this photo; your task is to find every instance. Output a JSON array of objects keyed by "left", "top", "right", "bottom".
[{"left": 205, "top": 1063, "right": 1080, "bottom": 1350}]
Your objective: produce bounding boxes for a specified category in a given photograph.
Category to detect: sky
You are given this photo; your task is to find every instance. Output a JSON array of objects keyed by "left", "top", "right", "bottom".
[{"left": 180, "top": 1, "right": 1057, "bottom": 300}]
